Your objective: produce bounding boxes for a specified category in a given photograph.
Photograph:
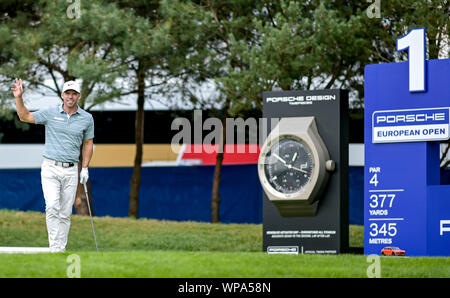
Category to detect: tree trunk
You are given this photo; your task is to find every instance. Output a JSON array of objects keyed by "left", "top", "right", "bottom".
[
  {"left": 74, "top": 144, "right": 93, "bottom": 215},
  {"left": 128, "top": 64, "right": 145, "bottom": 218},
  {"left": 211, "top": 111, "right": 227, "bottom": 223}
]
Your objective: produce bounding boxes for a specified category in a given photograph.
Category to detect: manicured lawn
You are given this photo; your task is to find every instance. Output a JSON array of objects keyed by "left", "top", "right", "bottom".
[
  {"left": 1, "top": 210, "right": 448, "bottom": 278},
  {"left": 1, "top": 250, "right": 449, "bottom": 278}
]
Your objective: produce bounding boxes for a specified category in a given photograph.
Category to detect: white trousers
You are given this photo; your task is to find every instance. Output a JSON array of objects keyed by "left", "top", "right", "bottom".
[{"left": 41, "top": 158, "right": 78, "bottom": 252}]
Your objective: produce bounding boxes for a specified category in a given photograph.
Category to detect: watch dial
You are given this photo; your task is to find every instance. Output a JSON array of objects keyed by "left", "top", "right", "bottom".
[{"left": 264, "top": 138, "right": 314, "bottom": 194}]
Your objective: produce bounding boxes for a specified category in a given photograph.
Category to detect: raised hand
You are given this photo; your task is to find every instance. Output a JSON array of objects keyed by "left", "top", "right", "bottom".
[
  {"left": 11, "top": 78, "right": 24, "bottom": 98},
  {"left": 11, "top": 78, "right": 34, "bottom": 123}
]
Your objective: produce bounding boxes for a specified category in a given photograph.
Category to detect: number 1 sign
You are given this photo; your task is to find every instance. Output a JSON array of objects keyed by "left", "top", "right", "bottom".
[
  {"left": 364, "top": 28, "right": 450, "bottom": 256},
  {"left": 396, "top": 28, "right": 427, "bottom": 92}
]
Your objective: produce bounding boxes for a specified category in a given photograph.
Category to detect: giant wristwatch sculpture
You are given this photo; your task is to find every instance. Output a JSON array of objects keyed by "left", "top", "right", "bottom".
[{"left": 258, "top": 117, "right": 335, "bottom": 217}]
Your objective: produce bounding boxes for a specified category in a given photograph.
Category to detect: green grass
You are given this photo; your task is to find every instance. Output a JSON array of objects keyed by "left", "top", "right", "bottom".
[
  {"left": 0, "top": 209, "right": 265, "bottom": 252},
  {"left": 0, "top": 209, "right": 449, "bottom": 278},
  {"left": 2, "top": 251, "right": 449, "bottom": 278}
]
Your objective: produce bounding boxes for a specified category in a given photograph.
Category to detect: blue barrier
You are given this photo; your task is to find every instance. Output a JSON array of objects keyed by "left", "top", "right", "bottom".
[
  {"left": 0, "top": 165, "right": 263, "bottom": 224},
  {"left": 3, "top": 165, "right": 444, "bottom": 225},
  {"left": 89, "top": 165, "right": 264, "bottom": 223}
]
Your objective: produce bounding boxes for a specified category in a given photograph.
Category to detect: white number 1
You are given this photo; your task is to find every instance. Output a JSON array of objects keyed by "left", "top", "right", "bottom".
[{"left": 396, "top": 28, "right": 427, "bottom": 92}]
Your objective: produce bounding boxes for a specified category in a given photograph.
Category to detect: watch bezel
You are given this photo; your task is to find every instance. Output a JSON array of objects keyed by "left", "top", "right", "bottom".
[
  {"left": 257, "top": 117, "right": 331, "bottom": 206},
  {"left": 259, "top": 134, "right": 319, "bottom": 200}
]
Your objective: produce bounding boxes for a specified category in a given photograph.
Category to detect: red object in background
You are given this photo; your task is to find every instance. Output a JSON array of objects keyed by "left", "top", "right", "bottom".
[
  {"left": 380, "top": 247, "right": 406, "bottom": 256},
  {"left": 181, "top": 144, "right": 261, "bottom": 165}
]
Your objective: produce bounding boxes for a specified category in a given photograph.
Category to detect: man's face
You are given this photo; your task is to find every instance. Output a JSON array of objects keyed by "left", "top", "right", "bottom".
[{"left": 61, "top": 90, "right": 81, "bottom": 109}]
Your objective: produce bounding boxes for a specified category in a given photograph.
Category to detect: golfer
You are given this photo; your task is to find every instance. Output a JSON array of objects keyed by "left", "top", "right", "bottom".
[{"left": 11, "top": 78, "right": 94, "bottom": 253}]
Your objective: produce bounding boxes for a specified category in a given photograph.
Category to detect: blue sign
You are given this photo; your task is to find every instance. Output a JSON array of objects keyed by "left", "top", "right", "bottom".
[
  {"left": 372, "top": 107, "right": 450, "bottom": 143},
  {"left": 364, "top": 51, "right": 450, "bottom": 256}
]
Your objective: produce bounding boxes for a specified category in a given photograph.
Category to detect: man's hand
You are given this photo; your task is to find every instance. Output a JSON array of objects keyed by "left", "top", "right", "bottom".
[
  {"left": 11, "top": 78, "right": 34, "bottom": 123},
  {"left": 80, "top": 168, "right": 89, "bottom": 184},
  {"left": 11, "top": 78, "right": 24, "bottom": 98}
]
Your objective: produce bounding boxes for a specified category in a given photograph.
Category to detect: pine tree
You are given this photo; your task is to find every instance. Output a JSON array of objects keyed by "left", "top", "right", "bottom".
[{"left": 0, "top": 0, "right": 132, "bottom": 214}]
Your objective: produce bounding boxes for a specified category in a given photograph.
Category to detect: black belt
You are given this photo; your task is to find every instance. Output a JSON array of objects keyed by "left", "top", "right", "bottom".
[{"left": 45, "top": 157, "right": 76, "bottom": 168}]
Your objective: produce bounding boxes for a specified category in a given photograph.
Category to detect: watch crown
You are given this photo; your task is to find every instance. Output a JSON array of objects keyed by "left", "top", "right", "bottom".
[{"left": 325, "top": 160, "right": 335, "bottom": 172}]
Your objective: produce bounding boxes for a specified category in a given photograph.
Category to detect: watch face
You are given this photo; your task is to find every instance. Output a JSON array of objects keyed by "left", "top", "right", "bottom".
[{"left": 264, "top": 137, "right": 315, "bottom": 194}]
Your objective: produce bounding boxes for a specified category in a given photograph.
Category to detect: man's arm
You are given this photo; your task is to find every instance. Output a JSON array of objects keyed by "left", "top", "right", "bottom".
[
  {"left": 11, "top": 78, "right": 35, "bottom": 123},
  {"left": 82, "top": 138, "right": 94, "bottom": 168},
  {"left": 79, "top": 139, "right": 93, "bottom": 184}
]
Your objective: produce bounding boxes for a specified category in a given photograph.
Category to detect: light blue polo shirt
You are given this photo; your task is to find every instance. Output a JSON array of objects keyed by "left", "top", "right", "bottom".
[{"left": 33, "top": 104, "right": 94, "bottom": 163}]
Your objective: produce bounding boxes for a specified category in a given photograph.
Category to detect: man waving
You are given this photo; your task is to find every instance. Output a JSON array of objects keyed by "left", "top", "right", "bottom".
[{"left": 11, "top": 78, "right": 94, "bottom": 253}]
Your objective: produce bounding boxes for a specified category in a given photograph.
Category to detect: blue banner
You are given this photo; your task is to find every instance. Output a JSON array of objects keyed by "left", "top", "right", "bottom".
[
  {"left": 372, "top": 107, "right": 449, "bottom": 143},
  {"left": 0, "top": 165, "right": 368, "bottom": 225}
]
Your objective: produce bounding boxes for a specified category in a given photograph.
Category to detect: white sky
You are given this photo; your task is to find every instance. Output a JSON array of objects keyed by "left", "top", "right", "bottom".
[
  {"left": 24, "top": 91, "right": 169, "bottom": 111},
  {"left": 11, "top": 77, "right": 221, "bottom": 112}
]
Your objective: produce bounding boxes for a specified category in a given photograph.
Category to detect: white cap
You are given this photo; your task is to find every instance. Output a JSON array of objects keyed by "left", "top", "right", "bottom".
[{"left": 62, "top": 80, "right": 81, "bottom": 93}]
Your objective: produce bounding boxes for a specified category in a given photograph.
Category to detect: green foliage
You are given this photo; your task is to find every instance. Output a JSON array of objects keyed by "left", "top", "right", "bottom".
[
  {"left": 164, "top": 0, "right": 449, "bottom": 112},
  {"left": 376, "top": 0, "right": 449, "bottom": 60},
  {"left": 1, "top": 0, "right": 448, "bottom": 116},
  {"left": 0, "top": 90, "right": 29, "bottom": 142},
  {"left": 0, "top": 0, "right": 134, "bottom": 110}
]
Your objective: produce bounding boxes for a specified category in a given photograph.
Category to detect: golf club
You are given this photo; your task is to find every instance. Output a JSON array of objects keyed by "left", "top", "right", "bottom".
[{"left": 83, "top": 182, "right": 99, "bottom": 252}]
